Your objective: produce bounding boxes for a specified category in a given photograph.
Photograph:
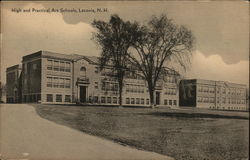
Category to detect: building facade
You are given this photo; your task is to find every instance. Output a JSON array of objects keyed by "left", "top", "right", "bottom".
[
  {"left": 179, "top": 79, "right": 248, "bottom": 111},
  {"left": 6, "top": 64, "right": 22, "bottom": 103},
  {"left": 6, "top": 51, "right": 180, "bottom": 107}
]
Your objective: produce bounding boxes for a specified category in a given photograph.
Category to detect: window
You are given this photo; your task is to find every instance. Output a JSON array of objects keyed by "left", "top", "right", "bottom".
[
  {"left": 242, "top": 90, "right": 245, "bottom": 96},
  {"left": 222, "top": 98, "right": 226, "bottom": 104},
  {"left": 135, "top": 86, "right": 139, "bottom": 93},
  {"left": 141, "top": 98, "right": 144, "bottom": 104},
  {"left": 198, "top": 97, "right": 202, "bottom": 103},
  {"left": 53, "top": 77, "right": 59, "bottom": 88},
  {"left": 126, "top": 84, "right": 130, "bottom": 92},
  {"left": 87, "top": 96, "right": 92, "bottom": 103},
  {"left": 47, "top": 94, "right": 53, "bottom": 102},
  {"left": 101, "top": 97, "right": 106, "bottom": 103},
  {"left": 131, "top": 98, "right": 135, "bottom": 104},
  {"left": 56, "top": 94, "right": 62, "bottom": 102},
  {"left": 107, "top": 97, "right": 111, "bottom": 103},
  {"left": 113, "top": 97, "right": 117, "bottom": 104},
  {"left": 106, "top": 82, "right": 110, "bottom": 91},
  {"left": 126, "top": 98, "right": 130, "bottom": 104},
  {"left": 131, "top": 85, "right": 135, "bottom": 93},
  {"left": 142, "top": 86, "right": 145, "bottom": 93},
  {"left": 80, "top": 67, "right": 86, "bottom": 77},
  {"left": 222, "top": 88, "right": 226, "bottom": 94},
  {"left": 95, "top": 67, "right": 99, "bottom": 73},
  {"left": 32, "top": 94, "right": 36, "bottom": 102},
  {"left": 65, "top": 78, "right": 70, "bottom": 88},
  {"left": 101, "top": 82, "right": 105, "bottom": 91},
  {"left": 232, "top": 89, "right": 236, "bottom": 95},
  {"left": 237, "top": 90, "right": 240, "bottom": 95},
  {"left": 173, "top": 88, "right": 177, "bottom": 95},
  {"left": 217, "top": 87, "right": 220, "bottom": 93},
  {"left": 173, "top": 100, "right": 177, "bottom": 105},
  {"left": 146, "top": 99, "right": 150, "bottom": 105},
  {"left": 65, "top": 95, "right": 71, "bottom": 102},
  {"left": 37, "top": 94, "right": 41, "bottom": 101},
  {"left": 242, "top": 99, "right": 245, "bottom": 104},
  {"left": 217, "top": 97, "right": 220, "bottom": 103},
  {"left": 65, "top": 62, "right": 70, "bottom": 72},
  {"left": 94, "top": 82, "right": 98, "bottom": 89},
  {"left": 59, "top": 78, "right": 64, "bottom": 88},
  {"left": 170, "top": 89, "right": 173, "bottom": 95},
  {"left": 164, "top": 99, "right": 168, "bottom": 105},
  {"left": 204, "top": 87, "right": 208, "bottom": 93},
  {"left": 209, "top": 97, "right": 215, "bottom": 103},
  {"left": 136, "top": 98, "right": 140, "bottom": 104},
  {"left": 33, "top": 63, "right": 37, "bottom": 70},
  {"left": 169, "top": 100, "right": 172, "bottom": 105},
  {"left": 47, "top": 60, "right": 52, "bottom": 70},
  {"left": 54, "top": 61, "right": 59, "bottom": 71},
  {"left": 209, "top": 87, "right": 215, "bottom": 93},
  {"left": 47, "top": 77, "right": 52, "bottom": 87},
  {"left": 204, "top": 97, "right": 209, "bottom": 103},
  {"left": 111, "top": 83, "right": 115, "bottom": 91},
  {"left": 60, "top": 61, "right": 65, "bottom": 72},
  {"left": 114, "top": 84, "right": 118, "bottom": 92},
  {"left": 93, "top": 96, "right": 99, "bottom": 103}
]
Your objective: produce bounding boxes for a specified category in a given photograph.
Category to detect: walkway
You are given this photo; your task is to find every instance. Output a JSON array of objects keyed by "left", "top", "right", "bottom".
[{"left": 0, "top": 104, "right": 173, "bottom": 160}]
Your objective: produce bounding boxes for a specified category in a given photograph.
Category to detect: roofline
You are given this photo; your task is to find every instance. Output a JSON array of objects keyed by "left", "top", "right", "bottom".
[
  {"left": 6, "top": 64, "right": 22, "bottom": 72},
  {"left": 181, "top": 78, "right": 247, "bottom": 86}
]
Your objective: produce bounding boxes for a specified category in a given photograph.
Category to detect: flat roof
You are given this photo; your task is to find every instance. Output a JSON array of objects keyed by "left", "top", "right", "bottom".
[
  {"left": 6, "top": 64, "right": 22, "bottom": 72},
  {"left": 181, "top": 79, "right": 247, "bottom": 87},
  {"left": 22, "top": 50, "right": 100, "bottom": 65}
]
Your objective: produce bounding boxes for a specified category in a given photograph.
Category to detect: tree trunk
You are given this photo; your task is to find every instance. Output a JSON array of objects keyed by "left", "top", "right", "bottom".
[
  {"left": 118, "top": 78, "right": 123, "bottom": 108},
  {"left": 149, "top": 89, "right": 155, "bottom": 108},
  {"left": 147, "top": 81, "right": 155, "bottom": 108}
]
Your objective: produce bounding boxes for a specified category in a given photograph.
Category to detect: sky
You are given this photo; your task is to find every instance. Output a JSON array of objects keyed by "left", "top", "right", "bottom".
[{"left": 1, "top": 1, "right": 249, "bottom": 85}]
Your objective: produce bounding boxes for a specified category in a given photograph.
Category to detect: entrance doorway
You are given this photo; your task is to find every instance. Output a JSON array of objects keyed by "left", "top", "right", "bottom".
[
  {"left": 79, "top": 86, "right": 87, "bottom": 103},
  {"left": 156, "top": 92, "right": 160, "bottom": 105}
]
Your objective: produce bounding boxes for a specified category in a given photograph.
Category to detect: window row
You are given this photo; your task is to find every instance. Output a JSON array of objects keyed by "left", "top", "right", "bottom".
[
  {"left": 210, "top": 106, "right": 247, "bottom": 110},
  {"left": 126, "top": 84, "right": 144, "bottom": 93},
  {"left": 165, "top": 88, "right": 177, "bottom": 95},
  {"left": 164, "top": 99, "right": 177, "bottom": 105},
  {"left": 214, "top": 87, "right": 246, "bottom": 96},
  {"left": 101, "top": 82, "right": 118, "bottom": 91},
  {"left": 88, "top": 96, "right": 118, "bottom": 104},
  {"left": 126, "top": 98, "right": 149, "bottom": 105},
  {"left": 22, "top": 94, "right": 41, "bottom": 103},
  {"left": 198, "top": 86, "right": 215, "bottom": 93},
  {"left": 198, "top": 96, "right": 246, "bottom": 104},
  {"left": 228, "top": 99, "right": 245, "bottom": 104},
  {"left": 165, "top": 76, "right": 176, "bottom": 83},
  {"left": 225, "top": 88, "right": 245, "bottom": 96},
  {"left": 47, "top": 59, "right": 71, "bottom": 72},
  {"left": 197, "top": 97, "right": 215, "bottom": 103},
  {"left": 227, "top": 106, "right": 246, "bottom": 110},
  {"left": 47, "top": 77, "right": 71, "bottom": 88},
  {"left": 47, "top": 94, "right": 71, "bottom": 102}
]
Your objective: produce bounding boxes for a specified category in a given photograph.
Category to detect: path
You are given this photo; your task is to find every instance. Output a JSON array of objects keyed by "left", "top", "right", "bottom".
[{"left": 0, "top": 104, "right": 173, "bottom": 160}]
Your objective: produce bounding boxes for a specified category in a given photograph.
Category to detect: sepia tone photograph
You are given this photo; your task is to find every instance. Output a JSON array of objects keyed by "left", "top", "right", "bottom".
[{"left": 0, "top": 1, "right": 249, "bottom": 160}]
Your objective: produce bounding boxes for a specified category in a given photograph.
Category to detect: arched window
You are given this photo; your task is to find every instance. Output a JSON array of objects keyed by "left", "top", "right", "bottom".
[{"left": 80, "top": 66, "right": 86, "bottom": 77}]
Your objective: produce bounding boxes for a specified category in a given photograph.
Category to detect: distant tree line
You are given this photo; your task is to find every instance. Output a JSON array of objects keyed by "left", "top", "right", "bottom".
[{"left": 92, "top": 14, "right": 195, "bottom": 107}]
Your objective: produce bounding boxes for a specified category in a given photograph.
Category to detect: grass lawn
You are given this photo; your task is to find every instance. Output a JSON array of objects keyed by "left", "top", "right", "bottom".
[{"left": 33, "top": 104, "right": 249, "bottom": 160}]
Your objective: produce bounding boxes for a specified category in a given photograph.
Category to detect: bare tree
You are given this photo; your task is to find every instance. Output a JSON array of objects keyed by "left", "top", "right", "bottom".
[
  {"left": 92, "top": 15, "right": 138, "bottom": 107},
  {"left": 128, "top": 15, "right": 195, "bottom": 107}
]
